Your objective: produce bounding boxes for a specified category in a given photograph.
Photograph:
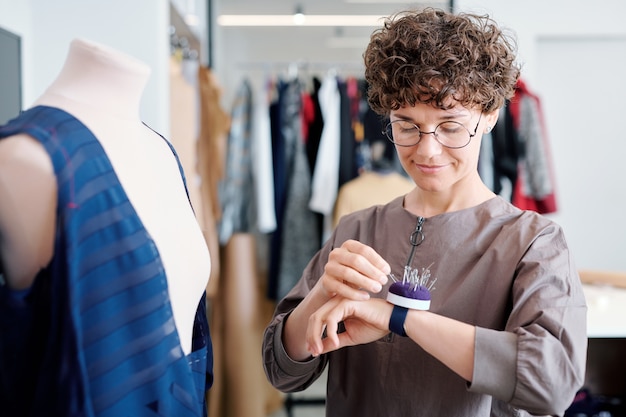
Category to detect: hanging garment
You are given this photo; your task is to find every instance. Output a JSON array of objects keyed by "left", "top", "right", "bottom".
[
  {"left": 484, "top": 104, "right": 520, "bottom": 203},
  {"left": 197, "top": 66, "right": 229, "bottom": 227},
  {"left": 304, "top": 76, "right": 325, "bottom": 178},
  {"left": 308, "top": 73, "right": 342, "bottom": 243},
  {"left": 196, "top": 65, "right": 230, "bottom": 417},
  {"left": 359, "top": 79, "right": 405, "bottom": 174},
  {"left": 252, "top": 78, "right": 277, "bottom": 234},
  {"left": 309, "top": 72, "right": 341, "bottom": 217},
  {"left": 480, "top": 80, "right": 557, "bottom": 214},
  {"left": 333, "top": 171, "right": 415, "bottom": 228},
  {"left": 267, "top": 78, "right": 321, "bottom": 301},
  {"left": 0, "top": 106, "right": 213, "bottom": 417},
  {"left": 206, "top": 77, "right": 280, "bottom": 417},
  {"left": 301, "top": 76, "right": 326, "bottom": 247},
  {"left": 337, "top": 77, "right": 358, "bottom": 188},
  {"left": 333, "top": 77, "right": 415, "bottom": 227},
  {"left": 509, "top": 79, "right": 558, "bottom": 214},
  {"left": 196, "top": 65, "right": 230, "bottom": 298},
  {"left": 217, "top": 79, "right": 257, "bottom": 244}
]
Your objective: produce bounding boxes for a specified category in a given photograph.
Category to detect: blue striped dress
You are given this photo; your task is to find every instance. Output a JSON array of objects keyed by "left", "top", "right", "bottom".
[{"left": 0, "top": 106, "right": 213, "bottom": 417}]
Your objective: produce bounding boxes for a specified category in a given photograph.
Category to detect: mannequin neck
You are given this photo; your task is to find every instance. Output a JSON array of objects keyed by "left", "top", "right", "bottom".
[{"left": 33, "top": 38, "right": 150, "bottom": 121}]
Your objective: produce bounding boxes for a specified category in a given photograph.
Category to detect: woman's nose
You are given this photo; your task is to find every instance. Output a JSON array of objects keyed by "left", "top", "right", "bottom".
[{"left": 413, "top": 131, "right": 443, "bottom": 155}]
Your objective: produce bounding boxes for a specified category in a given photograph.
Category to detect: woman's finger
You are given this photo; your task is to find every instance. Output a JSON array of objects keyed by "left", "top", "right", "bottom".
[
  {"left": 342, "top": 239, "right": 391, "bottom": 278},
  {"left": 306, "top": 297, "right": 344, "bottom": 356},
  {"left": 322, "top": 240, "right": 390, "bottom": 298}
]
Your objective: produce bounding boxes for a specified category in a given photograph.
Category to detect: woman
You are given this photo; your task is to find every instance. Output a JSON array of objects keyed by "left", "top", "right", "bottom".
[{"left": 262, "top": 8, "right": 586, "bottom": 416}]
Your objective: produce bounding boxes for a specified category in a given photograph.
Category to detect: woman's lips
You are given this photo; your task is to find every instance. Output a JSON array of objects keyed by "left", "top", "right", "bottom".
[{"left": 416, "top": 163, "right": 446, "bottom": 174}]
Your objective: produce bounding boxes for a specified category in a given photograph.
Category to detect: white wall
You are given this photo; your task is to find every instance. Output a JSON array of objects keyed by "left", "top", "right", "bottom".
[
  {"left": 0, "top": 0, "right": 170, "bottom": 134},
  {"left": 455, "top": 0, "right": 626, "bottom": 271},
  {"left": 454, "top": 0, "right": 626, "bottom": 87}
]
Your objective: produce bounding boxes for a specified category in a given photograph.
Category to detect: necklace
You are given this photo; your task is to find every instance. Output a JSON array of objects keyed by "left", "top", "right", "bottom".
[{"left": 405, "top": 216, "right": 425, "bottom": 269}]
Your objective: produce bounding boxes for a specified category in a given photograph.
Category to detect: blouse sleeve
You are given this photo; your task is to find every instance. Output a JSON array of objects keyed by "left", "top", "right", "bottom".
[
  {"left": 469, "top": 223, "right": 587, "bottom": 415},
  {"left": 262, "top": 240, "right": 332, "bottom": 392}
]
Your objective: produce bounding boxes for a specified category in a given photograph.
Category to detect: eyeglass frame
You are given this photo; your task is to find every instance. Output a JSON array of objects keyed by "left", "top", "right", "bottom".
[{"left": 383, "top": 112, "right": 483, "bottom": 149}]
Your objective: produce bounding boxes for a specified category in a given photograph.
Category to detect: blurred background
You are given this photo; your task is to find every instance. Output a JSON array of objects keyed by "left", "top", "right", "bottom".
[{"left": 2, "top": 1, "right": 626, "bottom": 416}]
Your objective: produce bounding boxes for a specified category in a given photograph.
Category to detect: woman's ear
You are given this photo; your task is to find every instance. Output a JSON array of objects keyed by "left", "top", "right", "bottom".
[{"left": 483, "top": 109, "right": 500, "bottom": 134}]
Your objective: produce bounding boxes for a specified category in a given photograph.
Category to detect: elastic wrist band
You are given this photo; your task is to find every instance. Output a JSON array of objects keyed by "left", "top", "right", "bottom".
[{"left": 389, "top": 305, "right": 408, "bottom": 337}]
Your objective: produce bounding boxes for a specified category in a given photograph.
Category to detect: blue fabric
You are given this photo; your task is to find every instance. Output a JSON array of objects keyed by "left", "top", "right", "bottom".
[{"left": 0, "top": 106, "right": 213, "bottom": 417}]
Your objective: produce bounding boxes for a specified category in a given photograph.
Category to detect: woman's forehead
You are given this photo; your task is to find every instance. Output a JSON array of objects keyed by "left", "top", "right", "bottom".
[{"left": 392, "top": 102, "right": 474, "bottom": 118}]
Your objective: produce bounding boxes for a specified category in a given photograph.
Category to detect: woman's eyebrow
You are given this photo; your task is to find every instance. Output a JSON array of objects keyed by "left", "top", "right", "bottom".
[{"left": 390, "top": 111, "right": 470, "bottom": 123}]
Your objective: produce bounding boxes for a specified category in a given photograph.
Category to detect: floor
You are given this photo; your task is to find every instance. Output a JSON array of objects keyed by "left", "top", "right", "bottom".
[{"left": 269, "top": 369, "right": 327, "bottom": 417}]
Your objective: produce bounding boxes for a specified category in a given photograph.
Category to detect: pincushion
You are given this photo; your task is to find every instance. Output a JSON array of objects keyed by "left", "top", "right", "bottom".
[
  {"left": 386, "top": 265, "right": 436, "bottom": 310},
  {"left": 386, "top": 282, "right": 431, "bottom": 310}
]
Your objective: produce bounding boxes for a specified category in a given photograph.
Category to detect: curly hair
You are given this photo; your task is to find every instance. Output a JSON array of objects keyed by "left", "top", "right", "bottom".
[{"left": 364, "top": 8, "right": 520, "bottom": 116}]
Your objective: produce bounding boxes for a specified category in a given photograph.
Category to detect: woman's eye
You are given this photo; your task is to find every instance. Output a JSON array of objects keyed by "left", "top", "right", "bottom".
[
  {"left": 438, "top": 122, "right": 463, "bottom": 134},
  {"left": 396, "top": 122, "right": 417, "bottom": 132}
]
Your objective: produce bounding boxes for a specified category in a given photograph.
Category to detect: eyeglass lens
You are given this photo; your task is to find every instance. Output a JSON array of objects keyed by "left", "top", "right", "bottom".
[{"left": 385, "top": 120, "right": 473, "bottom": 148}]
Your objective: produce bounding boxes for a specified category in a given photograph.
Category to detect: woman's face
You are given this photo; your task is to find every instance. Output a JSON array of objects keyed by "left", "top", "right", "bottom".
[{"left": 389, "top": 102, "right": 494, "bottom": 197}]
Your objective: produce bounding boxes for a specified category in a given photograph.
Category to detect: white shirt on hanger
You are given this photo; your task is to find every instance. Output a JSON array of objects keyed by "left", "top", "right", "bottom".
[{"left": 309, "top": 71, "right": 341, "bottom": 241}]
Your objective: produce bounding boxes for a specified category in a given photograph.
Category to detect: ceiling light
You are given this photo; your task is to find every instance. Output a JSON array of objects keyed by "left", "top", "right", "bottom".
[
  {"left": 293, "top": 13, "right": 306, "bottom": 25},
  {"left": 344, "top": 0, "right": 440, "bottom": 2},
  {"left": 293, "top": 4, "right": 306, "bottom": 25},
  {"left": 217, "top": 14, "right": 385, "bottom": 27}
]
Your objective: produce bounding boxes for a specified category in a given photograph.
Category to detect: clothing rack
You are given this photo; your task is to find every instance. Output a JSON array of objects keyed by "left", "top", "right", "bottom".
[{"left": 236, "top": 60, "right": 365, "bottom": 78}]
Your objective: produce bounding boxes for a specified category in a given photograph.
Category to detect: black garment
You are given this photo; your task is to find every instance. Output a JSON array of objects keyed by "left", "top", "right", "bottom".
[
  {"left": 305, "top": 76, "right": 324, "bottom": 178},
  {"left": 359, "top": 80, "right": 403, "bottom": 174},
  {"left": 267, "top": 79, "right": 321, "bottom": 301},
  {"left": 337, "top": 79, "right": 358, "bottom": 188},
  {"left": 490, "top": 101, "right": 524, "bottom": 198},
  {"left": 267, "top": 83, "right": 286, "bottom": 301}
]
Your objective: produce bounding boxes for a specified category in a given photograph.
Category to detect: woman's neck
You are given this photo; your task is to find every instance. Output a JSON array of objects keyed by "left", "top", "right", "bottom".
[
  {"left": 405, "top": 179, "right": 496, "bottom": 218},
  {"left": 33, "top": 38, "right": 150, "bottom": 121}
]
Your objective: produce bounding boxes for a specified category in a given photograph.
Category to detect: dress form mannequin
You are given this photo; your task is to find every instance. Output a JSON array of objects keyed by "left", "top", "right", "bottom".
[{"left": 0, "top": 38, "right": 210, "bottom": 355}]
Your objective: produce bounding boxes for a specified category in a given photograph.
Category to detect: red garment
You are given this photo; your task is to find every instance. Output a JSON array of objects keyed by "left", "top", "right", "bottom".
[
  {"left": 508, "top": 79, "right": 558, "bottom": 214},
  {"left": 301, "top": 91, "right": 315, "bottom": 142}
]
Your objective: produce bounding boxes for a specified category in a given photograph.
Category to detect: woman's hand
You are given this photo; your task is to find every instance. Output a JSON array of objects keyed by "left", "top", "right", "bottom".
[
  {"left": 306, "top": 297, "right": 393, "bottom": 357},
  {"left": 283, "top": 240, "right": 390, "bottom": 361},
  {"left": 317, "top": 239, "right": 390, "bottom": 301}
]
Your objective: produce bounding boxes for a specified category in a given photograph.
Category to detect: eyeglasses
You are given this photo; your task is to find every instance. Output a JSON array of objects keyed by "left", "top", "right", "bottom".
[{"left": 383, "top": 113, "right": 482, "bottom": 149}]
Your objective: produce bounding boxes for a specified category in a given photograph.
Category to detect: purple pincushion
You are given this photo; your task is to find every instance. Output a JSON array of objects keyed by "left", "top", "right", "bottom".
[
  {"left": 386, "top": 267, "right": 436, "bottom": 310},
  {"left": 389, "top": 281, "right": 431, "bottom": 300}
]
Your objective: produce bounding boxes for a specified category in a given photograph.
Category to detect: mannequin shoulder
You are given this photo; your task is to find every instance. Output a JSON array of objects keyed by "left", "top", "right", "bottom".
[
  {"left": 0, "top": 133, "right": 57, "bottom": 289},
  {"left": 0, "top": 133, "right": 55, "bottom": 175},
  {"left": 0, "top": 134, "right": 56, "bottom": 196}
]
